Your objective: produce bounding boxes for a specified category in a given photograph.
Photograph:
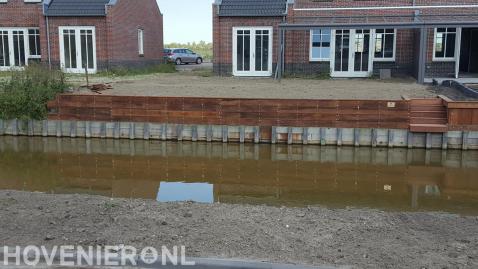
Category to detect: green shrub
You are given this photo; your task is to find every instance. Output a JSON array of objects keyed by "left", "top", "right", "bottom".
[
  {"left": 99, "top": 63, "right": 177, "bottom": 77},
  {"left": 0, "top": 64, "right": 66, "bottom": 120}
]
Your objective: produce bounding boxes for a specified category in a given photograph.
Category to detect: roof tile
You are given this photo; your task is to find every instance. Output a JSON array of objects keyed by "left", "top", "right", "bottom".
[
  {"left": 219, "top": 0, "right": 287, "bottom": 17},
  {"left": 45, "top": 0, "right": 111, "bottom": 17}
]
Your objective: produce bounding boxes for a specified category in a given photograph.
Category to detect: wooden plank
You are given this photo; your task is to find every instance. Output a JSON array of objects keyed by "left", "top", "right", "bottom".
[{"left": 410, "top": 124, "right": 447, "bottom": 133}]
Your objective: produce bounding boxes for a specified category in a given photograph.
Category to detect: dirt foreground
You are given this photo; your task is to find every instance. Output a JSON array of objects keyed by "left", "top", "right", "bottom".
[
  {"left": 1, "top": 191, "right": 477, "bottom": 269},
  {"left": 70, "top": 73, "right": 436, "bottom": 100}
]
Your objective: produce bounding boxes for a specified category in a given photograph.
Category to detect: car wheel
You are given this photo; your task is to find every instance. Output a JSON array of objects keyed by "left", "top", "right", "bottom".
[
  {"left": 196, "top": 58, "right": 203, "bottom": 65},
  {"left": 175, "top": 58, "right": 182, "bottom": 65}
]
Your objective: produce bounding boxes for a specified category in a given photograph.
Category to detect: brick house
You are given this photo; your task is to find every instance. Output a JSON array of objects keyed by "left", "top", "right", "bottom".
[
  {"left": 0, "top": 0, "right": 163, "bottom": 73},
  {"left": 213, "top": 0, "right": 478, "bottom": 83}
]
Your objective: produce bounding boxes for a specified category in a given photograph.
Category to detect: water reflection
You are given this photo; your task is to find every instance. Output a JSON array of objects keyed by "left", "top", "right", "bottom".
[
  {"left": 157, "top": 182, "right": 214, "bottom": 203},
  {"left": 0, "top": 136, "right": 477, "bottom": 214}
]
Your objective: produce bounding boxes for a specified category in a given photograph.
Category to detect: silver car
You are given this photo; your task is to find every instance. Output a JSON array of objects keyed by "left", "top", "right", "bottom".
[{"left": 165, "top": 48, "right": 203, "bottom": 65}]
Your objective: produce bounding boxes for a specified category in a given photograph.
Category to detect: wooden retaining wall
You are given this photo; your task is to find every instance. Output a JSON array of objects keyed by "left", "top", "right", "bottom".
[
  {"left": 443, "top": 98, "right": 478, "bottom": 131},
  {"left": 47, "top": 95, "right": 411, "bottom": 129}
]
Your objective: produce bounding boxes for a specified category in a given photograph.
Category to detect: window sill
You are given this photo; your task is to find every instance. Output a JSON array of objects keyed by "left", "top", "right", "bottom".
[
  {"left": 309, "top": 59, "right": 330, "bottom": 62},
  {"left": 373, "top": 58, "right": 395, "bottom": 62},
  {"left": 432, "top": 58, "right": 456, "bottom": 62}
]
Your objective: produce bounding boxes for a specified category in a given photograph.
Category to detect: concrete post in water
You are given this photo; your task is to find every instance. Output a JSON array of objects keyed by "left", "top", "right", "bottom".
[
  {"left": 27, "top": 120, "right": 34, "bottom": 136},
  {"left": 442, "top": 132, "right": 448, "bottom": 150},
  {"left": 0, "top": 119, "right": 4, "bottom": 136},
  {"left": 192, "top": 125, "right": 198, "bottom": 142},
  {"left": 240, "top": 126, "right": 245, "bottom": 143},
  {"left": 70, "top": 121, "right": 77, "bottom": 138},
  {"left": 287, "top": 127, "right": 293, "bottom": 145},
  {"left": 254, "top": 126, "right": 260, "bottom": 144},
  {"left": 271, "top": 127, "right": 277, "bottom": 144},
  {"left": 161, "top": 124, "right": 167, "bottom": 141},
  {"left": 388, "top": 130, "right": 394, "bottom": 148},
  {"left": 129, "top": 122, "right": 135, "bottom": 140},
  {"left": 113, "top": 122, "right": 120, "bottom": 139},
  {"left": 177, "top": 124, "right": 183, "bottom": 141},
  {"left": 354, "top": 128, "right": 360, "bottom": 147},
  {"left": 426, "top": 133, "right": 432, "bottom": 149},
  {"left": 222, "top": 126, "right": 228, "bottom": 143},
  {"left": 42, "top": 120, "right": 48, "bottom": 137},
  {"left": 371, "top": 129, "right": 378, "bottom": 147},
  {"left": 206, "top": 125, "right": 213, "bottom": 142},
  {"left": 320, "top": 128, "right": 326, "bottom": 146},
  {"left": 302, "top": 127, "right": 309, "bottom": 145},
  {"left": 100, "top": 122, "right": 107, "bottom": 138},
  {"left": 462, "top": 131, "right": 469, "bottom": 151},
  {"left": 336, "top": 128, "right": 343, "bottom": 146},
  {"left": 143, "top": 123, "right": 150, "bottom": 140},
  {"left": 56, "top": 121, "right": 62, "bottom": 137},
  {"left": 11, "top": 119, "right": 19, "bottom": 136},
  {"left": 407, "top": 132, "right": 413, "bottom": 149},
  {"left": 85, "top": 121, "right": 92, "bottom": 138}
]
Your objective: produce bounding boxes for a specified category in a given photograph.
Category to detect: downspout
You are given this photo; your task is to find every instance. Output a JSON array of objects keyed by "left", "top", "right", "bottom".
[
  {"left": 43, "top": 0, "right": 52, "bottom": 69},
  {"left": 46, "top": 16, "right": 51, "bottom": 69}
]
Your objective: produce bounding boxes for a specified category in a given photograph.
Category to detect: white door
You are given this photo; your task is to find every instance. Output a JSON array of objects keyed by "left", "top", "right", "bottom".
[
  {"left": 59, "top": 27, "right": 96, "bottom": 74},
  {"left": 0, "top": 28, "right": 29, "bottom": 71},
  {"left": 331, "top": 29, "right": 373, "bottom": 77},
  {"left": 233, "top": 27, "right": 273, "bottom": 76}
]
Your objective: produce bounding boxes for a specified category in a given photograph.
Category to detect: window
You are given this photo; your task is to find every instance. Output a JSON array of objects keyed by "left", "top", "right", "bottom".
[
  {"left": 137, "top": 29, "right": 144, "bottom": 56},
  {"left": 28, "top": 29, "right": 41, "bottom": 58},
  {"left": 309, "top": 29, "right": 331, "bottom": 61},
  {"left": 374, "top": 29, "right": 395, "bottom": 61},
  {"left": 434, "top": 28, "right": 456, "bottom": 61}
]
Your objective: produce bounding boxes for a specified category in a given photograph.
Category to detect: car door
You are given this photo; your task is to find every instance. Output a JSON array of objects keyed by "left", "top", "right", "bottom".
[
  {"left": 185, "top": 49, "right": 195, "bottom": 63},
  {"left": 179, "top": 49, "right": 189, "bottom": 62}
]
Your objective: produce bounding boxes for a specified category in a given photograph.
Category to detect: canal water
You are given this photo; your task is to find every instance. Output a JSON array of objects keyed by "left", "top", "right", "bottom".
[{"left": 1, "top": 136, "right": 477, "bottom": 215}]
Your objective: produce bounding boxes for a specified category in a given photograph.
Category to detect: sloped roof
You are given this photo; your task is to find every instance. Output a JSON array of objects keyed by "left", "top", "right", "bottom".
[
  {"left": 44, "top": 0, "right": 112, "bottom": 17},
  {"left": 218, "top": 0, "right": 287, "bottom": 17}
]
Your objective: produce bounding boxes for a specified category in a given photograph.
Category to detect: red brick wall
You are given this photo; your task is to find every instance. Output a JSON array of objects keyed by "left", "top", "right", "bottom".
[
  {"left": 39, "top": 0, "right": 163, "bottom": 70},
  {"left": 0, "top": 0, "right": 42, "bottom": 27},
  {"left": 107, "top": 0, "right": 164, "bottom": 67},
  {"left": 213, "top": 5, "right": 284, "bottom": 74},
  {"left": 214, "top": 1, "right": 478, "bottom": 77}
]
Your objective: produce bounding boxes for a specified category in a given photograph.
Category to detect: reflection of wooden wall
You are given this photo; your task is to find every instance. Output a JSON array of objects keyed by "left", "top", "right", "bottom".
[
  {"left": 47, "top": 95, "right": 410, "bottom": 128},
  {"left": 3, "top": 152, "right": 477, "bottom": 196}
]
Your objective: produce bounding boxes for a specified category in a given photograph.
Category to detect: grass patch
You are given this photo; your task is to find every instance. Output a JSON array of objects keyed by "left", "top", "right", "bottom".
[
  {"left": 0, "top": 64, "right": 66, "bottom": 120},
  {"left": 181, "top": 67, "right": 214, "bottom": 78},
  {"left": 97, "top": 63, "right": 177, "bottom": 77},
  {"left": 283, "top": 72, "right": 331, "bottom": 80}
]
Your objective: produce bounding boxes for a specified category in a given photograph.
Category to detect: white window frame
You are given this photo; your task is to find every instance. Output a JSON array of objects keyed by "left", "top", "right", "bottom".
[
  {"left": 309, "top": 28, "right": 331, "bottom": 61},
  {"left": 27, "top": 28, "right": 41, "bottom": 59},
  {"left": 0, "top": 27, "right": 32, "bottom": 71},
  {"left": 232, "top": 26, "right": 273, "bottom": 77},
  {"left": 433, "top": 27, "right": 458, "bottom": 62},
  {"left": 372, "top": 29, "right": 396, "bottom": 62},
  {"left": 58, "top": 26, "right": 97, "bottom": 74},
  {"left": 138, "top": 29, "right": 144, "bottom": 56}
]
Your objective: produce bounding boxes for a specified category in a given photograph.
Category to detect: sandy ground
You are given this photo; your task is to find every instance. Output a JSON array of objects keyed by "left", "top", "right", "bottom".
[
  {"left": 1, "top": 191, "right": 477, "bottom": 269},
  {"left": 69, "top": 73, "right": 436, "bottom": 100}
]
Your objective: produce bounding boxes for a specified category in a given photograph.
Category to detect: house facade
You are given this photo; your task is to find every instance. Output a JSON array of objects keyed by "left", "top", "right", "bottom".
[
  {"left": 213, "top": 0, "right": 478, "bottom": 82},
  {"left": 0, "top": 0, "right": 164, "bottom": 73}
]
